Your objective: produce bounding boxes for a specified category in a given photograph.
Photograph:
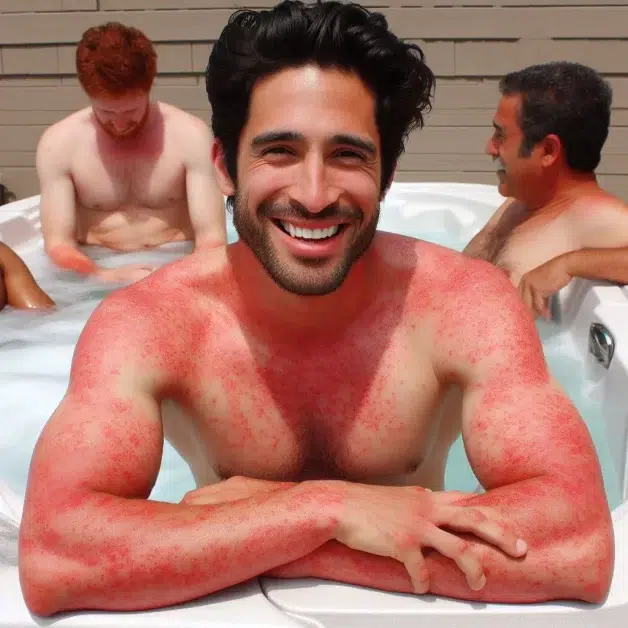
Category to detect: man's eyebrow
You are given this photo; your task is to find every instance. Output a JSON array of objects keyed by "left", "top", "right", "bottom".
[
  {"left": 250, "top": 131, "right": 377, "bottom": 155},
  {"left": 251, "top": 131, "right": 303, "bottom": 146},
  {"left": 493, "top": 121, "right": 504, "bottom": 133},
  {"left": 331, "top": 134, "right": 377, "bottom": 156}
]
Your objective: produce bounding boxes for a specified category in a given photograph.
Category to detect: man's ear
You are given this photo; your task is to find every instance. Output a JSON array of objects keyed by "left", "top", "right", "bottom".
[
  {"left": 540, "top": 134, "right": 562, "bottom": 168},
  {"left": 211, "top": 139, "right": 236, "bottom": 196}
]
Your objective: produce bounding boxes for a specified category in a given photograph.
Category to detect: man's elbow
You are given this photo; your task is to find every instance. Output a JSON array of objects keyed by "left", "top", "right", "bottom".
[
  {"left": 19, "top": 546, "right": 68, "bottom": 617},
  {"left": 565, "top": 510, "right": 614, "bottom": 604}
]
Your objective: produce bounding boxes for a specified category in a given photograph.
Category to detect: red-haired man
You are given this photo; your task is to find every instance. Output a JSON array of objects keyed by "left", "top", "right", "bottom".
[{"left": 35, "top": 22, "right": 227, "bottom": 284}]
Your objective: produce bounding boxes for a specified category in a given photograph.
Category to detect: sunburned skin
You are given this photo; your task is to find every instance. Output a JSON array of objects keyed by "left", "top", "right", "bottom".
[
  {"left": 19, "top": 61, "right": 613, "bottom": 615},
  {"left": 19, "top": 235, "right": 612, "bottom": 614}
]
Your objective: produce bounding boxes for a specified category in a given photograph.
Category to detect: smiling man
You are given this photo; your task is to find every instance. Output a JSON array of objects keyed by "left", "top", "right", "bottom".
[
  {"left": 36, "top": 22, "right": 227, "bottom": 284},
  {"left": 20, "top": 1, "right": 613, "bottom": 616},
  {"left": 464, "top": 62, "right": 628, "bottom": 318}
]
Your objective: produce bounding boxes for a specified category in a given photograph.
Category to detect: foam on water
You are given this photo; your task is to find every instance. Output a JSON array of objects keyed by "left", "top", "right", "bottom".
[{"left": 0, "top": 225, "right": 621, "bottom": 510}]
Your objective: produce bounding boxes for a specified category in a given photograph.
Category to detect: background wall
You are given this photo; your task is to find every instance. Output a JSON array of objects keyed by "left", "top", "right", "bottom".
[{"left": 1, "top": 0, "right": 627, "bottom": 201}]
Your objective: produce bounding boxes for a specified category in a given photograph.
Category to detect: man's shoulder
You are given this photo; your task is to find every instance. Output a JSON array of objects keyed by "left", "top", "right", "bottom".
[
  {"left": 37, "top": 109, "right": 91, "bottom": 155},
  {"left": 158, "top": 101, "right": 210, "bottom": 133}
]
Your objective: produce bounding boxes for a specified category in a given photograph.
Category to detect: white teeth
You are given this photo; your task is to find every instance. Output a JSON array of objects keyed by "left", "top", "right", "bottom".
[
  {"left": 495, "top": 157, "right": 507, "bottom": 173},
  {"left": 280, "top": 222, "right": 339, "bottom": 240}
]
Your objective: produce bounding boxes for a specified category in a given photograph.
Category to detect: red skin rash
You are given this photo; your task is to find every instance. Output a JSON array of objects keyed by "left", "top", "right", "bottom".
[
  {"left": 267, "top": 259, "right": 614, "bottom": 604},
  {"left": 18, "top": 239, "right": 614, "bottom": 615},
  {"left": 47, "top": 243, "right": 97, "bottom": 275}
]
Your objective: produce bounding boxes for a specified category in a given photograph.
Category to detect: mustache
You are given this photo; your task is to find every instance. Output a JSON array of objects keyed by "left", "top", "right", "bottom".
[{"left": 258, "top": 199, "right": 362, "bottom": 222}]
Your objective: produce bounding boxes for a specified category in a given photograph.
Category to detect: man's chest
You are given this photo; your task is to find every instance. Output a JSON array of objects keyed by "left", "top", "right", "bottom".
[
  {"left": 168, "top": 326, "right": 445, "bottom": 484},
  {"left": 71, "top": 140, "right": 186, "bottom": 211},
  {"left": 486, "top": 212, "right": 578, "bottom": 282}
]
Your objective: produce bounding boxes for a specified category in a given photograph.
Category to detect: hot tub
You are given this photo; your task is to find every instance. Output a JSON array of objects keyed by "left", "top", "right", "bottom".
[{"left": 0, "top": 182, "right": 626, "bottom": 627}]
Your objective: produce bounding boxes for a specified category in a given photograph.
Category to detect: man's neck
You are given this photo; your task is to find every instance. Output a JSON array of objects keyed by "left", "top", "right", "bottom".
[
  {"left": 526, "top": 171, "right": 600, "bottom": 213},
  {"left": 229, "top": 241, "right": 379, "bottom": 339}
]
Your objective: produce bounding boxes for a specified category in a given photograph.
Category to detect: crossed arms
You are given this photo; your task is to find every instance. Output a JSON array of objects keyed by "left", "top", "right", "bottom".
[{"left": 18, "top": 262, "right": 614, "bottom": 616}]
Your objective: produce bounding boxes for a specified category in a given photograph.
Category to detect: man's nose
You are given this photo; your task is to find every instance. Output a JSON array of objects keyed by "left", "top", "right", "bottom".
[
  {"left": 485, "top": 136, "right": 498, "bottom": 157},
  {"left": 291, "top": 157, "right": 341, "bottom": 214}
]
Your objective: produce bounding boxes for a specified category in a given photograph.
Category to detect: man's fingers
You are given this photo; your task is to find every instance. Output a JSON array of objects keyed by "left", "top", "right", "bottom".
[
  {"left": 440, "top": 506, "right": 527, "bottom": 559},
  {"left": 533, "top": 290, "right": 550, "bottom": 319},
  {"left": 401, "top": 548, "right": 430, "bottom": 594},
  {"left": 421, "top": 526, "right": 486, "bottom": 591}
]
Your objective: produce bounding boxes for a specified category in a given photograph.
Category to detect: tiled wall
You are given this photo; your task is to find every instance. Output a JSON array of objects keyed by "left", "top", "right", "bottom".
[{"left": 1, "top": 1, "right": 628, "bottom": 200}]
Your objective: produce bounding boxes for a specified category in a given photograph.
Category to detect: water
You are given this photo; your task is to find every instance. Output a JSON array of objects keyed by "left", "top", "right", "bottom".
[{"left": 0, "top": 227, "right": 622, "bottom": 511}]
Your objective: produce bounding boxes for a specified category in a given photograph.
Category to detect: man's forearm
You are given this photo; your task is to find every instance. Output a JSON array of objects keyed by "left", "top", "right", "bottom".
[
  {"left": 563, "top": 247, "right": 628, "bottom": 285},
  {"left": 267, "top": 476, "right": 613, "bottom": 604},
  {"left": 20, "top": 483, "right": 338, "bottom": 616}
]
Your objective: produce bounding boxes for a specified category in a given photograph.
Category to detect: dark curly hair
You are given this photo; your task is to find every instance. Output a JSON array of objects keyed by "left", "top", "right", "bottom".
[
  {"left": 500, "top": 61, "right": 612, "bottom": 172},
  {"left": 205, "top": 0, "right": 435, "bottom": 195}
]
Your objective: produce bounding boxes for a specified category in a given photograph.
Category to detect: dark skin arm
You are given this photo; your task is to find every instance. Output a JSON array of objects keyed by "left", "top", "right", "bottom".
[{"left": 0, "top": 241, "right": 54, "bottom": 311}]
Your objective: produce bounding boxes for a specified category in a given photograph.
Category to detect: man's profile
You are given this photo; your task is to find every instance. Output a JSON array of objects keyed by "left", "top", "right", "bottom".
[
  {"left": 19, "top": 1, "right": 613, "bottom": 617},
  {"left": 464, "top": 62, "right": 628, "bottom": 318},
  {"left": 36, "top": 22, "right": 227, "bottom": 285}
]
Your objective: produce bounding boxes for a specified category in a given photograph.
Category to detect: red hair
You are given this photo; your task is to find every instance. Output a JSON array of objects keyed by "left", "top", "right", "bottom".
[{"left": 76, "top": 22, "right": 157, "bottom": 97}]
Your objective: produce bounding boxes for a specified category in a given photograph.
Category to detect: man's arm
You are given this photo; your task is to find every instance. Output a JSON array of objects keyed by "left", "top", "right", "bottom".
[
  {"left": 427, "top": 261, "right": 613, "bottom": 601},
  {"left": 19, "top": 289, "right": 337, "bottom": 617},
  {"left": 559, "top": 246, "right": 628, "bottom": 284},
  {"left": 266, "top": 260, "right": 614, "bottom": 604},
  {"left": 36, "top": 127, "right": 98, "bottom": 275},
  {"left": 0, "top": 242, "right": 54, "bottom": 308},
  {"left": 183, "top": 117, "right": 228, "bottom": 250}
]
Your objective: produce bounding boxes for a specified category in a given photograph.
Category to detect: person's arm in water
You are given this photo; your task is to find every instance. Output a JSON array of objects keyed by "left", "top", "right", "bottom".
[
  {"left": 18, "top": 286, "right": 338, "bottom": 617},
  {"left": 183, "top": 117, "right": 228, "bottom": 251},
  {"left": 36, "top": 126, "right": 99, "bottom": 277},
  {"left": 265, "top": 259, "right": 614, "bottom": 604},
  {"left": 0, "top": 241, "right": 55, "bottom": 310}
]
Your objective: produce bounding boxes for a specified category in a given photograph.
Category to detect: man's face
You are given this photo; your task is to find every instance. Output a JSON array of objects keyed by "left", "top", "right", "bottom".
[
  {"left": 228, "top": 65, "right": 382, "bottom": 296},
  {"left": 91, "top": 90, "right": 150, "bottom": 139},
  {"left": 486, "top": 94, "right": 542, "bottom": 199}
]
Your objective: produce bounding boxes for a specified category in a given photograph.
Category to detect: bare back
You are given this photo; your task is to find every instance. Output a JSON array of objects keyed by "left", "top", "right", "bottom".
[
  {"left": 37, "top": 102, "right": 224, "bottom": 252},
  {"left": 466, "top": 189, "right": 628, "bottom": 285}
]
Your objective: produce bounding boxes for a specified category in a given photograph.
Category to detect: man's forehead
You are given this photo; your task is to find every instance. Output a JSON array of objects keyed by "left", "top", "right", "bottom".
[{"left": 245, "top": 65, "right": 379, "bottom": 140}]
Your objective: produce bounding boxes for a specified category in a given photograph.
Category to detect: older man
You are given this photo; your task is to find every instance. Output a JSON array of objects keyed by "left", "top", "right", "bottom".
[{"left": 465, "top": 61, "right": 628, "bottom": 318}]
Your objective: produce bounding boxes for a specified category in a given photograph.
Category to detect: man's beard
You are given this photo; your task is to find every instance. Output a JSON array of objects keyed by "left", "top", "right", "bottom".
[
  {"left": 96, "top": 105, "right": 150, "bottom": 139},
  {"left": 233, "top": 192, "right": 380, "bottom": 296}
]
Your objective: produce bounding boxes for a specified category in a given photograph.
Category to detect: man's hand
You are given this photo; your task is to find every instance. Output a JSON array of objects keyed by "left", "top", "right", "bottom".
[
  {"left": 517, "top": 255, "right": 572, "bottom": 319},
  {"left": 328, "top": 483, "right": 527, "bottom": 594},
  {"left": 95, "top": 264, "right": 155, "bottom": 284},
  {"left": 182, "top": 476, "right": 296, "bottom": 506}
]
